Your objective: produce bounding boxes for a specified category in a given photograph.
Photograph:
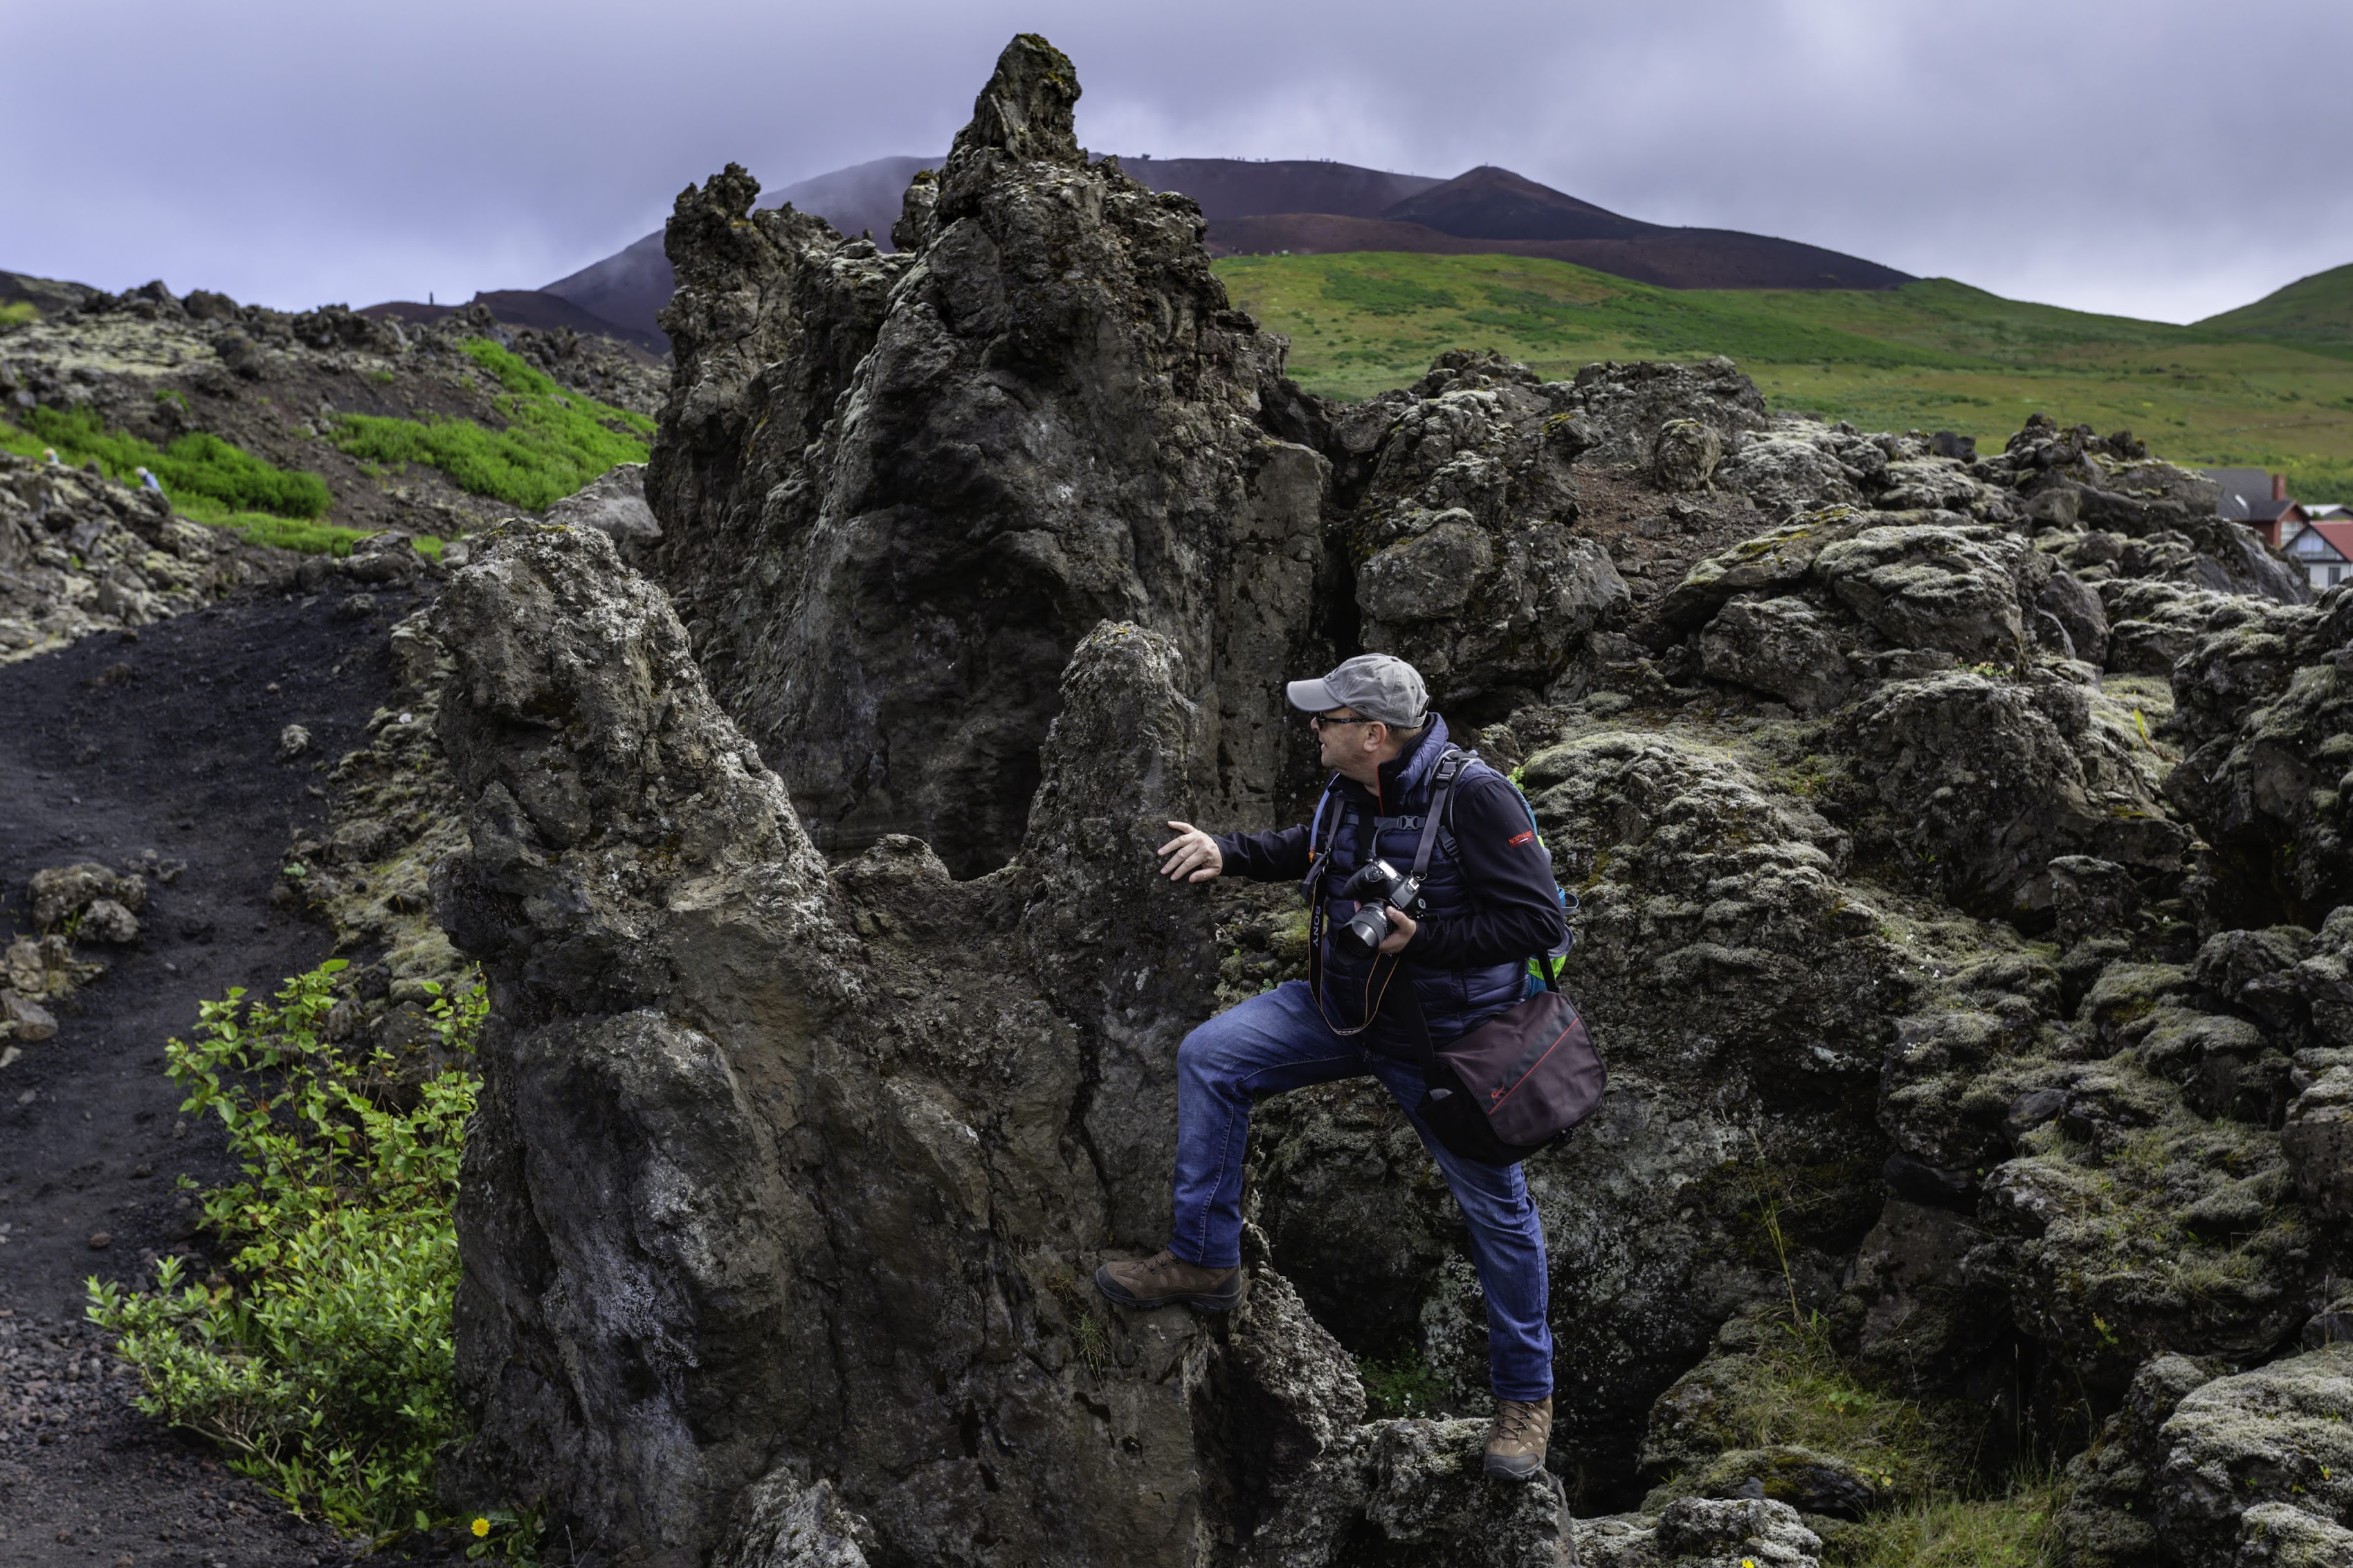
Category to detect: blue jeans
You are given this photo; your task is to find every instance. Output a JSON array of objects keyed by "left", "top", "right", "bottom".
[{"left": 1170, "top": 980, "right": 1554, "bottom": 1402}]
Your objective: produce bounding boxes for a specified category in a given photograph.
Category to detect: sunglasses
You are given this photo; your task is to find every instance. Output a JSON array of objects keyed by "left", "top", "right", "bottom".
[{"left": 1308, "top": 711, "right": 1374, "bottom": 729}]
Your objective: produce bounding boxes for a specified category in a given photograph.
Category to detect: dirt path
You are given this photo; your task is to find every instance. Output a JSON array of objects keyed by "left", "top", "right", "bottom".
[{"left": 0, "top": 584, "right": 426, "bottom": 1566}]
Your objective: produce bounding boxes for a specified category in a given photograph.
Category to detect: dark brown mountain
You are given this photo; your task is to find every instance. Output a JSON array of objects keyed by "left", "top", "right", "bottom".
[
  {"left": 1205, "top": 213, "right": 1914, "bottom": 291},
  {"left": 535, "top": 233, "right": 672, "bottom": 347},
  {"left": 1116, "top": 156, "right": 1439, "bottom": 219},
  {"left": 1379, "top": 164, "right": 1657, "bottom": 241},
  {"left": 508, "top": 154, "right": 1911, "bottom": 347}
]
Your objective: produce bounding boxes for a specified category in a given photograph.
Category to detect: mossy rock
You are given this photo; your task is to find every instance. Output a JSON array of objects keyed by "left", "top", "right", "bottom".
[
  {"left": 1643, "top": 1443, "right": 1891, "bottom": 1522},
  {"left": 2079, "top": 960, "right": 2194, "bottom": 1032}
]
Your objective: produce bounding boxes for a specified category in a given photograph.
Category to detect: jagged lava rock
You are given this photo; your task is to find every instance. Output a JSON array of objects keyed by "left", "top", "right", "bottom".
[
  {"left": 2169, "top": 590, "right": 2353, "bottom": 924},
  {"left": 1553, "top": 357, "right": 1768, "bottom": 468},
  {"left": 1342, "top": 351, "right": 1626, "bottom": 711},
  {"left": 646, "top": 35, "right": 1332, "bottom": 876},
  {"left": 2152, "top": 1344, "right": 2353, "bottom": 1565},
  {"left": 427, "top": 519, "right": 1453, "bottom": 1567}
]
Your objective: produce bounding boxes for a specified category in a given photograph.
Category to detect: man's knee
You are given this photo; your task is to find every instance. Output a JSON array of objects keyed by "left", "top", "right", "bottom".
[
  {"left": 1177, "top": 1016, "right": 1234, "bottom": 1086},
  {"left": 1178, "top": 987, "right": 1299, "bottom": 1088}
]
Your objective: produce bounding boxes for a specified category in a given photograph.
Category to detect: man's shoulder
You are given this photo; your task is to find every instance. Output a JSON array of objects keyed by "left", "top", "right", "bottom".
[{"left": 1442, "top": 755, "right": 1522, "bottom": 807}]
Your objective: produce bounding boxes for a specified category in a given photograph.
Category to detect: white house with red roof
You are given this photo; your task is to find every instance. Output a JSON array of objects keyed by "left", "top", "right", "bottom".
[
  {"left": 2209, "top": 467, "right": 2350, "bottom": 590},
  {"left": 2280, "top": 512, "right": 2353, "bottom": 590}
]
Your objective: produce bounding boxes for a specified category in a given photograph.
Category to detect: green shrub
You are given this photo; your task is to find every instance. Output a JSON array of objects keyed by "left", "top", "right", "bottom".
[
  {"left": 88, "top": 960, "right": 486, "bottom": 1540},
  {"left": 17, "top": 404, "right": 331, "bottom": 518},
  {"left": 332, "top": 337, "right": 651, "bottom": 511},
  {"left": 0, "top": 301, "right": 35, "bottom": 328}
]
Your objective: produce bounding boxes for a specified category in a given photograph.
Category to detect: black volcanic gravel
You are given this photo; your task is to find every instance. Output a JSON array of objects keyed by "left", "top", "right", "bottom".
[{"left": 0, "top": 583, "right": 440, "bottom": 1567}]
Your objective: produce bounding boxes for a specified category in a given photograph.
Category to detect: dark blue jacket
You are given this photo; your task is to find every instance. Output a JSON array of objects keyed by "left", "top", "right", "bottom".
[{"left": 1212, "top": 717, "right": 1568, "bottom": 1057}]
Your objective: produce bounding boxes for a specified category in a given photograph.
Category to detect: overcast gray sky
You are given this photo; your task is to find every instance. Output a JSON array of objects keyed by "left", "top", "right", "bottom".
[{"left": 6, "top": 0, "right": 2345, "bottom": 324}]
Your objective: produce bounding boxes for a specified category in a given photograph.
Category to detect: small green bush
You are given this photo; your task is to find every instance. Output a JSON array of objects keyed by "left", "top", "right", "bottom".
[
  {"left": 0, "top": 301, "right": 35, "bottom": 328},
  {"left": 1691, "top": 1314, "right": 1961, "bottom": 1496},
  {"left": 17, "top": 404, "right": 331, "bottom": 518},
  {"left": 1644, "top": 1304, "right": 2069, "bottom": 1567},
  {"left": 88, "top": 960, "right": 486, "bottom": 1540},
  {"left": 332, "top": 337, "right": 651, "bottom": 511}
]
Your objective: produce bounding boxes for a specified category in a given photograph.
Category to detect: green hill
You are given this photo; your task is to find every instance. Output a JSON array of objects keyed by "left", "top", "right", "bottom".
[
  {"left": 1212, "top": 252, "right": 2353, "bottom": 500},
  {"left": 2197, "top": 262, "right": 2353, "bottom": 350}
]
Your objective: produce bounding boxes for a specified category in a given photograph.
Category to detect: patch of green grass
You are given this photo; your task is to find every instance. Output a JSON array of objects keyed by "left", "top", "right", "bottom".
[
  {"left": 1322, "top": 269, "right": 1460, "bottom": 316},
  {"left": 197, "top": 507, "right": 376, "bottom": 556},
  {"left": 1657, "top": 1311, "right": 2064, "bottom": 1566},
  {"left": 333, "top": 338, "right": 650, "bottom": 511},
  {"left": 0, "top": 301, "right": 35, "bottom": 329},
  {"left": 88, "top": 961, "right": 487, "bottom": 1540},
  {"left": 1823, "top": 1475, "right": 2064, "bottom": 1567},
  {"left": 1216, "top": 253, "right": 2353, "bottom": 499},
  {"left": 0, "top": 415, "right": 423, "bottom": 558},
  {"left": 1071, "top": 1308, "right": 1109, "bottom": 1373},
  {"left": 1356, "top": 1351, "right": 1448, "bottom": 1419},
  {"left": 154, "top": 386, "right": 190, "bottom": 412},
  {"left": 1694, "top": 1315, "right": 1963, "bottom": 1495},
  {"left": 16, "top": 403, "right": 331, "bottom": 518}
]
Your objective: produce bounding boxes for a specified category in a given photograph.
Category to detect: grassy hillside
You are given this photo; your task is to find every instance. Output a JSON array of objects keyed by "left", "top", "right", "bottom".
[
  {"left": 2198, "top": 262, "right": 2353, "bottom": 351},
  {"left": 1214, "top": 253, "right": 2353, "bottom": 500},
  {"left": 0, "top": 409, "right": 381, "bottom": 555},
  {"left": 332, "top": 338, "right": 652, "bottom": 512}
]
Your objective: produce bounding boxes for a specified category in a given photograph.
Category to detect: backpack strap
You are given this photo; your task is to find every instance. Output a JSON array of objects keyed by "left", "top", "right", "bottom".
[
  {"left": 1433, "top": 749, "right": 1577, "bottom": 995},
  {"left": 1407, "top": 748, "right": 1470, "bottom": 885}
]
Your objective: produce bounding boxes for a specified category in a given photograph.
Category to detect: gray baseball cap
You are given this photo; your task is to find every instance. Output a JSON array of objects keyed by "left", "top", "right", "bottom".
[{"left": 1286, "top": 654, "right": 1428, "bottom": 729}]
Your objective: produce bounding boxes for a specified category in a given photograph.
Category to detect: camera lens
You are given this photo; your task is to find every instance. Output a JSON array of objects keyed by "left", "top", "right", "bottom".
[{"left": 1332, "top": 904, "right": 1390, "bottom": 961}]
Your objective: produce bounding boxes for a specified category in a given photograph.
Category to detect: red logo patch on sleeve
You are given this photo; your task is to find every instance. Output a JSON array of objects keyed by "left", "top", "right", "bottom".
[{"left": 1508, "top": 830, "right": 1536, "bottom": 848}]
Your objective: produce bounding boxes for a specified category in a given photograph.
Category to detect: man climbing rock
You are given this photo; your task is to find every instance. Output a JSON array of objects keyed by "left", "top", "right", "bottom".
[{"left": 1093, "top": 653, "right": 1570, "bottom": 1482}]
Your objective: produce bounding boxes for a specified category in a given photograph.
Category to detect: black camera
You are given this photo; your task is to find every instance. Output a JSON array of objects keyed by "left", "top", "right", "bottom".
[{"left": 1331, "top": 858, "right": 1424, "bottom": 961}]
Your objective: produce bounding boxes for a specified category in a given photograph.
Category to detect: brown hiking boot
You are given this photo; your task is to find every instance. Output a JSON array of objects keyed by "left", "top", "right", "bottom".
[
  {"left": 1093, "top": 1248, "right": 1244, "bottom": 1312},
  {"left": 1484, "top": 1395, "right": 1553, "bottom": 1482}
]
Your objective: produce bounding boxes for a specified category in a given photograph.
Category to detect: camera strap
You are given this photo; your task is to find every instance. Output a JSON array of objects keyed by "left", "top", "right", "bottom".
[{"left": 1298, "top": 774, "right": 1342, "bottom": 904}]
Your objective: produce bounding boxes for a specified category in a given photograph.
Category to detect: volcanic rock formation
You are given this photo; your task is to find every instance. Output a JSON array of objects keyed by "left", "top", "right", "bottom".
[
  {"left": 428, "top": 521, "right": 1569, "bottom": 1565},
  {"left": 646, "top": 37, "right": 1335, "bottom": 877},
  {"left": 430, "top": 33, "right": 2353, "bottom": 1568}
]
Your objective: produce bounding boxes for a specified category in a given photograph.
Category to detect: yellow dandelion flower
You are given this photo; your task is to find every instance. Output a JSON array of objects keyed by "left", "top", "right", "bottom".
[{"left": 473, "top": 1517, "right": 492, "bottom": 1538}]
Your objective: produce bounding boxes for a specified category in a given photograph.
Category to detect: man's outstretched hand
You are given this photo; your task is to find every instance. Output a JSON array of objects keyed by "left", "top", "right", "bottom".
[{"left": 1158, "top": 821, "right": 1224, "bottom": 884}]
